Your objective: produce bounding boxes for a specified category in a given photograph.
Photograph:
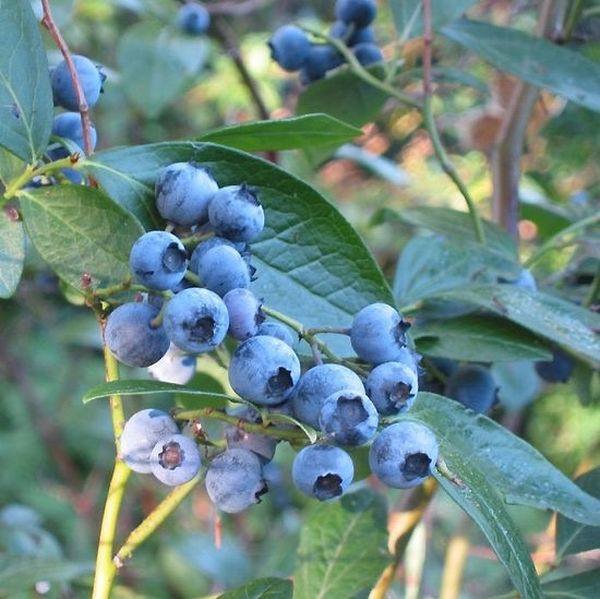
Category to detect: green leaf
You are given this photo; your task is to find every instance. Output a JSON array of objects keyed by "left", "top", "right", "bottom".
[
  {"left": 428, "top": 285, "right": 600, "bottom": 368},
  {"left": 0, "top": 148, "right": 25, "bottom": 186},
  {"left": 82, "top": 379, "right": 235, "bottom": 407},
  {"left": 390, "top": 0, "right": 478, "bottom": 40},
  {"left": 293, "top": 489, "right": 390, "bottom": 599},
  {"left": 413, "top": 315, "right": 552, "bottom": 362},
  {"left": 520, "top": 200, "right": 573, "bottom": 241},
  {"left": 441, "top": 19, "right": 600, "bottom": 112},
  {"left": 412, "top": 393, "right": 600, "bottom": 525},
  {"left": 199, "top": 114, "right": 361, "bottom": 152},
  {"left": 0, "top": 557, "right": 92, "bottom": 593},
  {"left": 85, "top": 142, "right": 394, "bottom": 355},
  {"left": 556, "top": 468, "right": 600, "bottom": 559},
  {"left": 0, "top": 206, "right": 25, "bottom": 298},
  {"left": 572, "top": 361, "right": 600, "bottom": 407},
  {"left": 491, "top": 361, "right": 542, "bottom": 411},
  {"left": 218, "top": 577, "right": 293, "bottom": 599},
  {"left": 19, "top": 185, "right": 144, "bottom": 291},
  {"left": 0, "top": 0, "right": 53, "bottom": 161},
  {"left": 540, "top": 568, "right": 600, "bottom": 598},
  {"left": 117, "top": 22, "right": 208, "bottom": 118}
]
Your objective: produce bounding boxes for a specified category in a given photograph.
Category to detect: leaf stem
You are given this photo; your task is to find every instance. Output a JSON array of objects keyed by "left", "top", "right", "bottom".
[{"left": 3, "top": 157, "right": 79, "bottom": 200}]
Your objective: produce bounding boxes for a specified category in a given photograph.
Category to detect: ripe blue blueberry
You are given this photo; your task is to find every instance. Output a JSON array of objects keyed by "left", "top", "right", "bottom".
[
  {"left": 155, "top": 162, "right": 218, "bottom": 226},
  {"left": 51, "top": 55, "right": 104, "bottom": 111},
  {"left": 365, "top": 361, "right": 419, "bottom": 415},
  {"left": 300, "top": 44, "right": 343, "bottom": 84},
  {"left": 350, "top": 303, "right": 410, "bottom": 364},
  {"left": 256, "top": 321, "right": 296, "bottom": 347},
  {"left": 129, "top": 231, "right": 188, "bottom": 291},
  {"left": 48, "top": 112, "right": 98, "bottom": 159},
  {"left": 205, "top": 448, "right": 268, "bottom": 513},
  {"left": 105, "top": 302, "right": 170, "bottom": 368},
  {"left": 535, "top": 347, "right": 574, "bottom": 383},
  {"left": 163, "top": 287, "right": 229, "bottom": 353},
  {"left": 329, "top": 21, "right": 375, "bottom": 46},
  {"left": 319, "top": 390, "right": 378, "bottom": 446},
  {"left": 194, "top": 244, "right": 252, "bottom": 297},
  {"left": 178, "top": 2, "right": 210, "bottom": 35},
  {"left": 120, "top": 409, "right": 179, "bottom": 473},
  {"left": 335, "top": 0, "right": 377, "bottom": 28},
  {"left": 369, "top": 421, "right": 439, "bottom": 488},
  {"left": 150, "top": 434, "right": 201, "bottom": 486},
  {"left": 446, "top": 365, "right": 497, "bottom": 413},
  {"left": 147, "top": 343, "right": 196, "bottom": 384},
  {"left": 228, "top": 335, "right": 300, "bottom": 405},
  {"left": 223, "top": 288, "right": 265, "bottom": 340},
  {"left": 189, "top": 236, "right": 250, "bottom": 273},
  {"left": 292, "top": 363, "right": 365, "bottom": 429},
  {"left": 292, "top": 444, "right": 354, "bottom": 501},
  {"left": 225, "top": 406, "right": 277, "bottom": 463},
  {"left": 208, "top": 184, "right": 265, "bottom": 243},
  {"left": 269, "top": 24, "right": 311, "bottom": 72},
  {"left": 353, "top": 42, "right": 383, "bottom": 66},
  {"left": 513, "top": 268, "right": 538, "bottom": 293}
]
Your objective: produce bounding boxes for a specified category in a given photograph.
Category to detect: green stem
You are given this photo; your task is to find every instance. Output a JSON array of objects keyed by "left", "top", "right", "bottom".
[
  {"left": 584, "top": 262, "right": 600, "bottom": 307},
  {"left": 184, "top": 270, "right": 202, "bottom": 285},
  {"left": 563, "top": 0, "right": 584, "bottom": 38},
  {"left": 114, "top": 476, "right": 200, "bottom": 567},
  {"left": 3, "top": 157, "right": 78, "bottom": 200},
  {"left": 305, "top": 326, "right": 351, "bottom": 336}
]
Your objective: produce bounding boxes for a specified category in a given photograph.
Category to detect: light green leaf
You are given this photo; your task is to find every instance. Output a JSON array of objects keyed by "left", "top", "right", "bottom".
[
  {"left": 491, "top": 361, "right": 542, "bottom": 411},
  {"left": 293, "top": 489, "right": 390, "bottom": 599},
  {"left": 0, "top": 0, "right": 53, "bottom": 161},
  {"left": 541, "top": 568, "right": 600, "bottom": 598},
  {"left": 0, "top": 147, "right": 25, "bottom": 186},
  {"left": 441, "top": 19, "right": 600, "bottom": 112},
  {"left": 0, "top": 206, "right": 25, "bottom": 298},
  {"left": 19, "top": 185, "right": 144, "bottom": 291},
  {"left": 218, "top": 577, "right": 293, "bottom": 599}
]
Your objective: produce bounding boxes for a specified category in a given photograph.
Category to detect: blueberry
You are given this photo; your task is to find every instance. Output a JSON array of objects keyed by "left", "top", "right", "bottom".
[
  {"left": 205, "top": 448, "right": 268, "bottom": 513},
  {"left": 329, "top": 21, "right": 375, "bottom": 46},
  {"left": 446, "top": 365, "right": 497, "bottom": 413},
  {"left": 155, "top": 162, "right": 218, "bottom": 226},
  {"left": 189, "top": 236, "right": 238, "bottom": 273},
  {"left": 120, "top": 409, "right": 179, "bottom": 473},
  {"left": 163, "top": 287, "right": 229, "bottom": 353},
  {"left": 194, "top": 244, "right": 252, "bottom": 297},
  {"left": 299, "top": 44, "right": 343, "bottom": 84},
  {"left": 513, "top": 269, "right": 538, "bottom": 293},
  {"left": 335, "top": 0, "right": 377, "bottom": 28},
  {"left": 147, "top": 343, "right": 196, "bottom": 384},
  {"left": 350, "top": 303, "right": 410, "bottom": 365},
  {"left": 369, "top": 421, "right": 438, "bottom": 488},
  {"left": 256, "top": 321, "right": 296, "bottom": 347},
  {"left": 535, "top": 347, "right": 574, "bottom": 383},
  {"left": 292, "top": 445, "right": 354, "bottom": 501},
  {"left": 150, "top": 434, "right": 201, "bottom": 486},
  {"left": 129, "top": 231, "right": 188, "bottom": 291},
  {"left": 51, "top": 55, "right": 104, "bottom": 111},
  {"left": 319, "top": 390, "right": 378, "bottom": 445},
  {"left": 353, "top": 42, "right": 383, "bottom": 66},
  {"left": 178, "top": 2, "right": 210, "bottom": 35},
  {"left": 228, "top": 335, "right": 300, "bottom": 405},
  {"left": 105, "top": 302, "right": 170, "bottom": 368},
  {"left": 48, "top": 112, "right": 98, "bottom": 159},
  {"left": 269, "top": 24, "right": 311, "bottom": 72},
  {"left": 208, "top": 184, "right": 264, "bottom": 243},
  {"left": 292, "top": 363, "right": 365, "bottom": 429},
  {"left": 223, "top": 288, "right": 265, "bottom": 340},
  {"left": 366, "top": 361, "right": 419, "bottom": 415},
  {"left": 224, "top": 406, "right": 277, "bottom": 462}
]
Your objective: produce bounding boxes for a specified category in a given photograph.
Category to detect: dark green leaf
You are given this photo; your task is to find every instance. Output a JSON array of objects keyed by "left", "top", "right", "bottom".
[
  {"left": 82, "top": 379, "right": 235, "bottom": 407},
  {"left": 0, "top": 206, "right": 25, "bottom": 298},
  {"left": 199, "top": 114, "right": 361, "bottom": 151},
  {"left": 19, "top": 185, "right": 144, "bottom": 291},
  {"left": 428, "top": 285, "right": 600, "bottom": 368},
  {"left": 0, "top": 557, "right": 92, "bottom": 593},
  {"left": 85, "top": 142, "right": 394, "bottom": 355},
  {"left": 413, "top": 315, "right": 552, "bottom": 362},
  {"left": 541, "top": 568, "right": 600, "bottom": 598},
  {"left": 556, "top": 468, "right": 600, "bottom": 558},
  {"left": 218, "top": 577, "right": 293, "bottom": 599},
  {"left": 0, "top": 0, "right": 53, "bottom": 161},
  {"left": 412, "top": 393, "right": 600, "bottom": 525},
  {"left": 293, "top": 489, "right": 390, "bottom": 599},
  {"left": 441, "top": 19, "right": 600, "bottom": 112},
  {"left": 0, "top": 148, "right": 25, "bottom": 186},
  {"left": 572, "top": 361, "right": 600, "bottom": 406}
]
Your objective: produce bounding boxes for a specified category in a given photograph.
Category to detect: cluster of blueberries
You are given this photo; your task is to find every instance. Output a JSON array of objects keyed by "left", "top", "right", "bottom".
[
  {"left": 105, "top": 160, "right": 438, "bottom": 511},
  {"left": 269, "top": 0, "right": 383, "bottom": 84}
]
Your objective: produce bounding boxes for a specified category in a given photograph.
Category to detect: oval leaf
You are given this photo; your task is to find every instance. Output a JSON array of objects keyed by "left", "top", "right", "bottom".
[
  {"left": 540, "top": 567, "right": 600, "bottom": 599},
  {"left": 0, "top": 206, "right": 25, "bottom": 298},
  {"left": 218, "top": 577, "right": 293, "bottom": 599}
]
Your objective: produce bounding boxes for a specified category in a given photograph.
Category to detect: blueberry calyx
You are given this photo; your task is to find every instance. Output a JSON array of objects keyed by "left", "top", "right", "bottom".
[
  {"left": 402, "top": 452, "right": 431, "bottom": 481},
  {"left": 187, "top": 316, "right": 216, "bottom": 342},
  {"left": 313, "top": 473, "right": 343, "bottom": 500},
  {"left": 158, "top": 441, "right": 185, "bottom": 470},
  {"left": 163, "top": 243, "right": 188, "bottom": 273},
  {"left": 267, "top": 367, "right": 294, "bottom": 394}
]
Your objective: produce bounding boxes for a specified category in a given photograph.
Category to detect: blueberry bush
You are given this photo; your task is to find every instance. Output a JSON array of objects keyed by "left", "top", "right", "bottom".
[{"left": 1, "top": 1, "right": 600, "bottom": 598}]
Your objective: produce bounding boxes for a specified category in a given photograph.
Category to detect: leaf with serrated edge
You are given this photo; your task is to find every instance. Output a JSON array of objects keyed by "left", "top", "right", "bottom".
[
  {"left": 217, "top": 577, "right": 293, "bottom": 599},
  {"left": 0, "top": 207, "right": 25, "bottom": 298}
]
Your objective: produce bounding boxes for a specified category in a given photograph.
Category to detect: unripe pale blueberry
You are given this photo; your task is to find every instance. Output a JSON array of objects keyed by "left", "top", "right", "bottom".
[
  {"left": 129, "top": 231, "right": 188, "bottom": 291},
  {"left": 223, "top": 288, "right": 265, "bottom": 340},
  {"left": 225, "top": 406, "right": 277, "bottom": 462},
  {"left": 164, "top": 287, "right": 229, "bottom": 353},
  {"left": 51, "top": 55, "right": 103, "bottom": 111},
  {"left": 48, "top": 112, "right": 97, "bottom": 159},
  {"left": 292, "top": 364, "right": 365, "bottom": 429},
  {"left": 269, "top": 24, "right": 311, "bottom": 71},
  {"left": 205, "top": 448, "right": 268, "bottom": 513},
  {"left": 120, "top": 409, "right": 179, "bottom": 473},
  {"left": 256, "top": 321, "right": 296, "bottom": 347},
  {"left": 147, "top": 343, "right": 196, "bottom": 384},
  {"left": 105, "top": 302, "right": 170, "bottom": 368},
  {"left": 350, "top": 303, "right": 410, "bottom": 364},
  {"left": 369, "top": 421, "right": 438, "bottom": 488},
  {"left": 535, "top": 347, "right": 574, "bottom": 383},
  {"left": 195, "top": 245, "right": 252, "bottom": 297},
  {"left": 178, "top": 2, "right": 210, "bottom": 35},
  {"left": 150, "top": 434, "right": 201, "bottom": 486},
  {"left": 319, "top": 390, "right": 378, "bottom": 446},
  {"left": 335, "top": 0, "right": 377, "bottom": 28},
  {"left": 208, "top": 184, "right": 265, "bottom": 242},
  {"left": 353, "top": 42, "right": 383, "bottom": 66},
  {"left": 366, "top": 361, "right": 419, "bottom": 415},
  {"left": 228, "top": 335, "right": 300, "bottom": 405},
  {"left": 446, "top": 365, "right": 497, "bottom": 413},
  {"left": 292, "top": 445, "right": 354, "bottom": 501}
]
